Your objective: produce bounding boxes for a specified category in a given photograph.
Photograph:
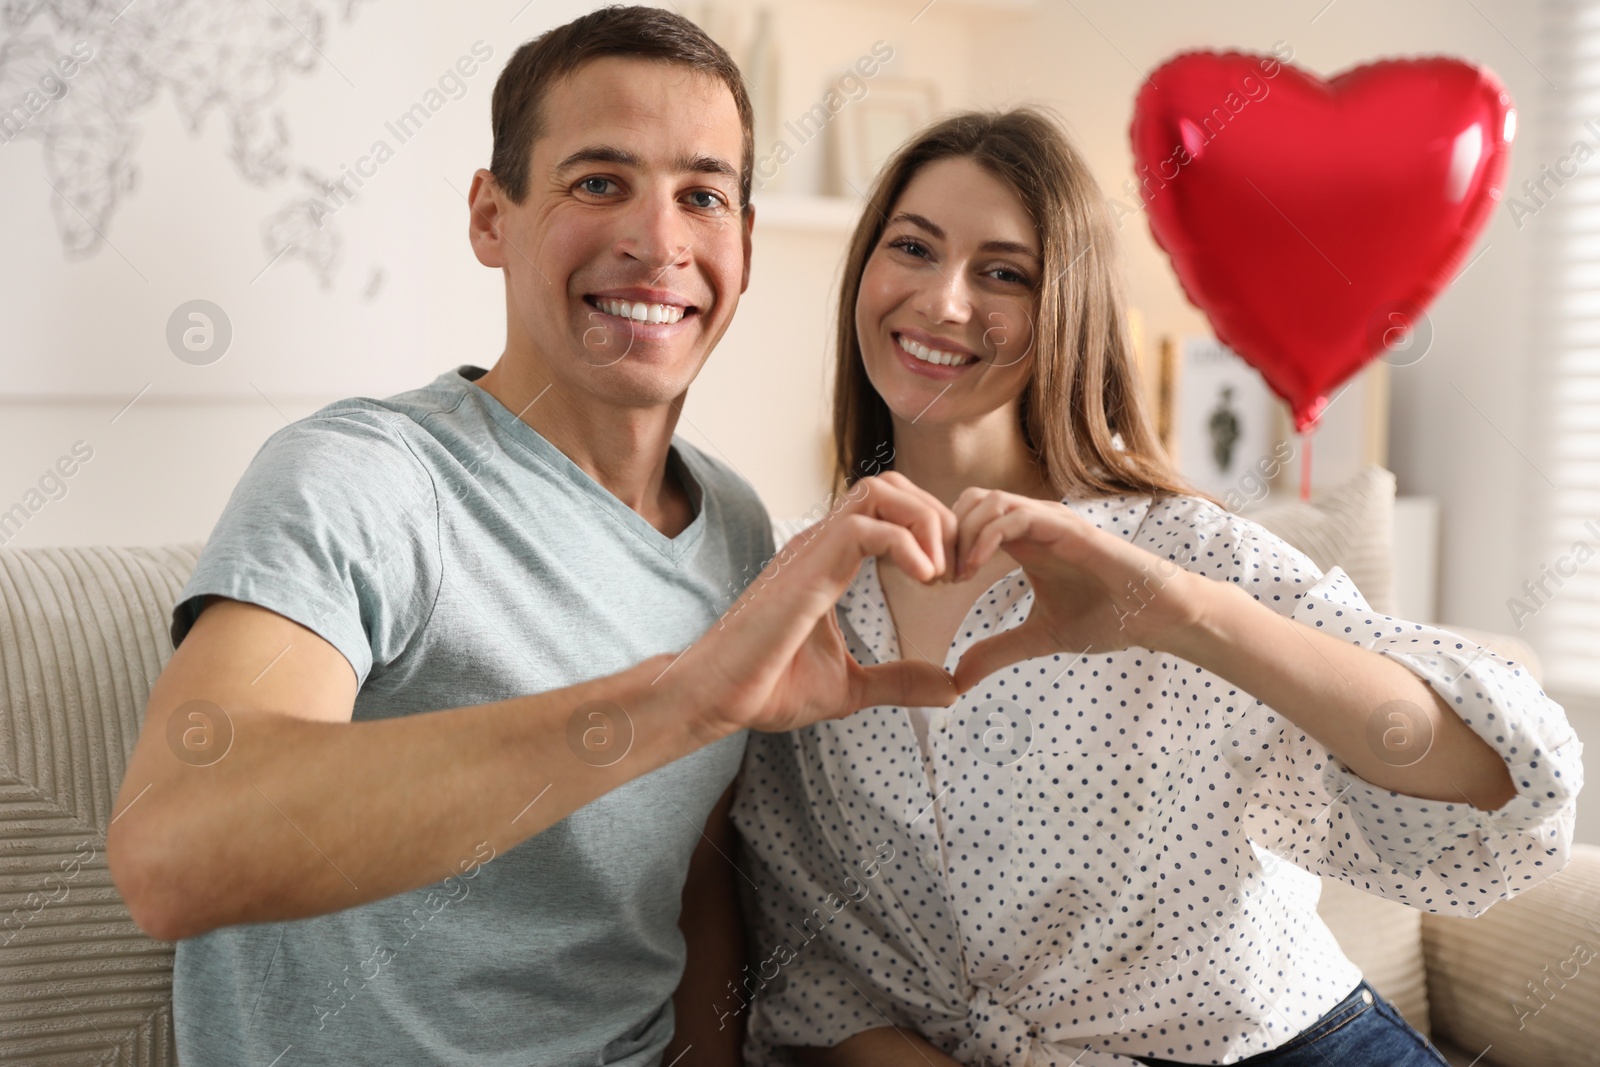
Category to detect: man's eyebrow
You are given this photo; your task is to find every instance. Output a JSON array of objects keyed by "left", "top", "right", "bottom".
[
  {"left": 555, "top": 145, "right": 641, "bottom": 171},
  {"left": 889, "top": 212, "right": 1040, "bottom": 260},
  {"left": 678, "top": 152, "right": 739, "bottom": 183},
  {"left": 554, "top": 145, "right": 738, "bottom": 183}
]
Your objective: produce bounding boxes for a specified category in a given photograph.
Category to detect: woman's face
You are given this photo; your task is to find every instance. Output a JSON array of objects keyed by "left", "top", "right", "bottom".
[{"left": 855, "top": 156, "right": 1041, "bottom": 429}]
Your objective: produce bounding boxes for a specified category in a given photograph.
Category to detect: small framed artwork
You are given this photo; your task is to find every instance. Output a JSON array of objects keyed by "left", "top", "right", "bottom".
[
  {"left": 1154, "top": 334, "right": 1392, "bottom": 505},
  {"left": 1171, "top": 336, "right": 1280, "bottom": 500},
  {"left": 831, "top": 79, "right": 939, "bottom": 196}
]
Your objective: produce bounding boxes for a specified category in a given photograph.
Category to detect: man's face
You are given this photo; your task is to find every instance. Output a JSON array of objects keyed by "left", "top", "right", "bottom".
[{"left": 473, "top": 56, "right": 752, "bottom": 408}]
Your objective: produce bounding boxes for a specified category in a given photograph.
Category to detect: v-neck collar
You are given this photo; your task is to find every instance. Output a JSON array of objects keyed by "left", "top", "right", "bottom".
[
  {"left": 848, "top": 491, "right": 1157, "bottom": 674},
  {"left": 454, "top": 365, "right": 707, "bottom": 562}
]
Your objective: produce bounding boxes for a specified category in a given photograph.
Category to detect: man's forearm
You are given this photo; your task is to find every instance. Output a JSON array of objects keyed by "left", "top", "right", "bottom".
[
  {"left": 109, "top": 652, "right": 731, "bottom": 940},
  {"left": 109, "top": 474, "right": 961, "bottom": 942}
]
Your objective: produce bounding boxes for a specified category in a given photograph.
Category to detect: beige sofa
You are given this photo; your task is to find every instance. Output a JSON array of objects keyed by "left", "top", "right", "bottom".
[{"left": 0, "top": 470, "right": 1594, "bottom": 1064}]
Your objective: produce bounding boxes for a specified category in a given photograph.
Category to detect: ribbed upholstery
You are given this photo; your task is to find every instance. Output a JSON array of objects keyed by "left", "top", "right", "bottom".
[
  {"left": 1422, "top": 845, "right": 1600, "bottom": 1067},
  {"left": 0, "top": 544, "right": 201, "bottom": 1067}
]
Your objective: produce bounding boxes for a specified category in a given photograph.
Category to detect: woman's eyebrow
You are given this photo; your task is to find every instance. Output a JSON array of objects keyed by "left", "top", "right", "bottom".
[
  {"left": 890, "top": 211, "right": 944, "bottom": 238},
  {"left": 888, "top": 212, "right": 1039, "bottom": 261},
  {"left": 981, "top": 239, "right": 1041, "bottom": 262}
]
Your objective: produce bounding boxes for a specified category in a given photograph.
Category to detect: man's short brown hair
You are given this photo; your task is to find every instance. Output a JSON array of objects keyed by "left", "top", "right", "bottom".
[{"left": 490, "top": 5, "right": 754, "bottom": 211}]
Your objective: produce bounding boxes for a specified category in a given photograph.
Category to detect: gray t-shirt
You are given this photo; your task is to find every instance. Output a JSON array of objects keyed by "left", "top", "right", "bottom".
[{"left": 168, "top": 365, "right": 772, "bottom": 1066}]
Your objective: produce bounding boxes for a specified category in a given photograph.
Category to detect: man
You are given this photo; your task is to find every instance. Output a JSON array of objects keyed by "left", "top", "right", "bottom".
[{"left": 105, "top": 7, "right": 957, "bottom": 1066}]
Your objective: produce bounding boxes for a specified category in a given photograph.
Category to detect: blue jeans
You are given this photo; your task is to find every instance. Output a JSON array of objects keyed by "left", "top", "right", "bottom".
[{"left": 1136, "top": 980, "right": 1450, "bottom": 1066}]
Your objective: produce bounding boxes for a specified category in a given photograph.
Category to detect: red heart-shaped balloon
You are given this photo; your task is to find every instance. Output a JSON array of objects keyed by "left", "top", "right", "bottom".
[{"left": 1130, "top": 50, "right": 1514, "bottom": 431}]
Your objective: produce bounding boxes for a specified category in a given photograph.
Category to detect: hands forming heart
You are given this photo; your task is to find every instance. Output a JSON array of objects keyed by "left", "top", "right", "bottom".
[
  {"left": 681, "top": 473, "right": 1213, "bottom": 738},
  {"left": 944, "top": 487, "right": 1211, "bottom": 694}
]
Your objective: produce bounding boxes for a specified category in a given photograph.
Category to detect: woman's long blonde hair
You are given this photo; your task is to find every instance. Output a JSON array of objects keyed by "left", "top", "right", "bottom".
[{"left": 831, "top": 107, "right": 1217, "bottom": 508}]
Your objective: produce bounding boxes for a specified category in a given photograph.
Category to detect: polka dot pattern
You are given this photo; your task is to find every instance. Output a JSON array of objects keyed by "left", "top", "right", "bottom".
[{"left": 731, "top": 491, "right": 1583, "bottom": 1066}]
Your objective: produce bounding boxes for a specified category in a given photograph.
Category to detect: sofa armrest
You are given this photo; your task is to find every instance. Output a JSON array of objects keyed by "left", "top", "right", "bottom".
[{"left": 1420, "top": 844, "right": 1600, "bottom": 1067}]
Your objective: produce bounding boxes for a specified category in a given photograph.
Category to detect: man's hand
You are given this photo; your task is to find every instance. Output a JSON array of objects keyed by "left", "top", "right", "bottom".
[{"left": 680, "top": 472, "right": 961, "bottom": 737}]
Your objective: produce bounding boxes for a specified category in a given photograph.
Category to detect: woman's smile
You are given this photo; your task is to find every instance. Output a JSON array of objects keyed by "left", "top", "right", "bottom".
[{"left": 890, "top": 328, "right": 982, "bottom": 379}]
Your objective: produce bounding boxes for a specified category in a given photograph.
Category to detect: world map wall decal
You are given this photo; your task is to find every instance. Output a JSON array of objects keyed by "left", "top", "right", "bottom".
[{"left": 0, "top": 0, "right": 371, "bottom": 288}]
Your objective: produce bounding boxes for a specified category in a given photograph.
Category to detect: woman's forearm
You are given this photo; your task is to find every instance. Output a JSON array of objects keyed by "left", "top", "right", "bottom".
[
  {"left": 793, "top": 1027, "right": 965, "bottom": 1066},
  {"left": 1164, "top": 578, "right": 1516, "bottom": 810},
  {"left": 666, "top": 784, "right": 745, "bottom": 1066}
]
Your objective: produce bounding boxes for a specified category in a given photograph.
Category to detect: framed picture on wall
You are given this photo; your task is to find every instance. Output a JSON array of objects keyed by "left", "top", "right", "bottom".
[
  {"left": 1172, "top": 336, "right": 1279, "bottom": 500},
  {"left": 1154, "top": 335, "right": 1392, "bottom": 505},
  {"left": 831, "top": 78, "right": 938, "bottom": 195}
]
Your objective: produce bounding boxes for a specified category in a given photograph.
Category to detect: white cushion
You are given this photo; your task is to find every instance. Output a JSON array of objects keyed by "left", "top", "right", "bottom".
[{"left": 1242, "top": 464, "right": 1399, "bottom": 616}]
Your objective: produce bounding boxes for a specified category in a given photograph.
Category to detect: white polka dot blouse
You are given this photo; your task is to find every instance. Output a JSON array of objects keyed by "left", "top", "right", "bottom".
[{"left": 730, "top": 490, "right": 1583, "bottom": 1066}]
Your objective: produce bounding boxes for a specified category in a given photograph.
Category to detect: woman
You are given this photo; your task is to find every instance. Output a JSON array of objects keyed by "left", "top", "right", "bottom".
[{"left": 728, "top": 108, "right": 1581, "bottom": 1066}]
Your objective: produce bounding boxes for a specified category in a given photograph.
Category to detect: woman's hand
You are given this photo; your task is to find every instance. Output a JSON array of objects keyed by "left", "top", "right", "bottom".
[
  {"left": 948, "top": 488, "right": 1212, "bottom": 694},
  {"left": 678, "top": 471, "right": 961, "bottom": 737}
]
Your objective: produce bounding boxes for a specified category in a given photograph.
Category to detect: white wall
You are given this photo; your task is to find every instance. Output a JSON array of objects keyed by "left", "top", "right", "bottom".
[{"left": 0, "top": 0, "right": 997, "bottom": 532}]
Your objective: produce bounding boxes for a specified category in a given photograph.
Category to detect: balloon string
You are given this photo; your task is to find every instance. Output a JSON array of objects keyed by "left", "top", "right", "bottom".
[{"left": 1299, "top": 430, "right": 1312, "bottom": 502}]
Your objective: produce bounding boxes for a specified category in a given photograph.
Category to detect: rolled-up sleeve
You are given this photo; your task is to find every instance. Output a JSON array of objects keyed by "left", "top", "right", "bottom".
[{"left": 1191, "top": 509, "right": 1584, "bottom": 915}]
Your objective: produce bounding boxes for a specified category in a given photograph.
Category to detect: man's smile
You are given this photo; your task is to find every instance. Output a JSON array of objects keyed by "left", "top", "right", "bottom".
[{"left": 582, "top": 287, "right": 701, "bottom": 337}]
